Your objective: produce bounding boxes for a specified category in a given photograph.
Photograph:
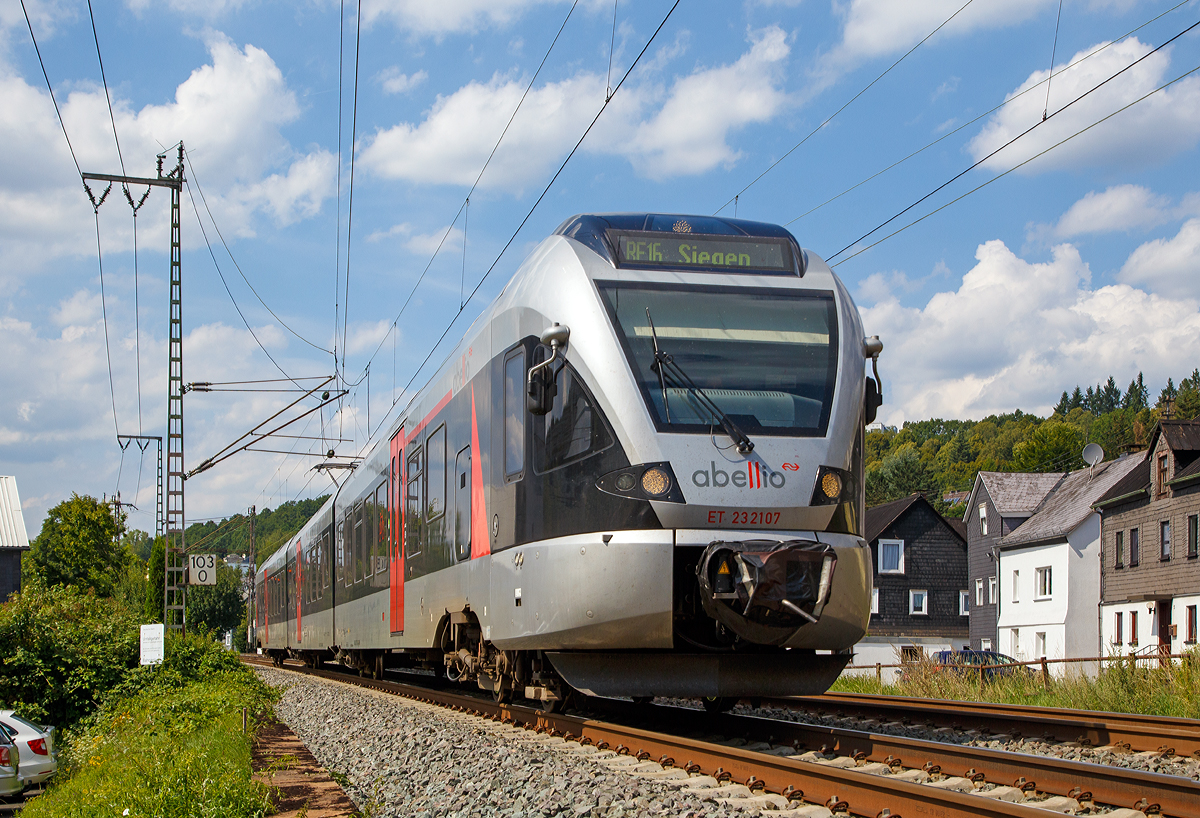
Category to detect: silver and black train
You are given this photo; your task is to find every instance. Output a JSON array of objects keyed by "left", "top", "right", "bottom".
[{"left": 254, "top": 212, "right": 883, "bottom": 705}]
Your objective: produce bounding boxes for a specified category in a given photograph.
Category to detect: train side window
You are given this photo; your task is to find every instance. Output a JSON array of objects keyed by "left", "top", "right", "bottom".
[
  {"left": 375, "top": 483, "right": 388, "bottom": 576},
  {"left": 534, "top": 364, "right": 614, "bottom": 473},
  {"left": 353, "top": 502, "right": 364, "bottom": 583},
  {"left": 365, "top": 492, "right": 377, "bottom": 579},
  {"left": 427, "top": 425, "right": 447, "bottom": 520},
  {"left": 406, "top": 447, "right": 424, "bottom": 562},
  {"left": 454, "top": 446, "right": 471, "bottom": 561},
  {"left": 504, "top": 349, "right": 526, "bottom": 480}
]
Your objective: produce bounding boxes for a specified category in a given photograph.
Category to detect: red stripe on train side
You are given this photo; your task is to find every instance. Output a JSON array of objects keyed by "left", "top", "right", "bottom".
[
  {"left": 295, "top": 539, "right": 302, "bottom": 642},
  {"left": 405, "top": 390, "right": 453, "bottom": 446},
  {"left": 470, "top": 385, "right": 490, "bottom": 559}
]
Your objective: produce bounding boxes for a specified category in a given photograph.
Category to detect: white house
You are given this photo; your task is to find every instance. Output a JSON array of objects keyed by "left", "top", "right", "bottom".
[{"left": 995, "top": 455, "right": 1141, "bottom": 677}]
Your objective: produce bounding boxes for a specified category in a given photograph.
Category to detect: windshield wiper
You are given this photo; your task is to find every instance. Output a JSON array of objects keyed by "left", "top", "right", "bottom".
[{"left": 645, "top": 308, "right": 755, "bottom": 455}]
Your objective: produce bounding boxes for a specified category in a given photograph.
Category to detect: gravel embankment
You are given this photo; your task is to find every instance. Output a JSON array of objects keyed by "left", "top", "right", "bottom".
[{"left": 255, "top": 668, "right": 826, "bottom": 818}]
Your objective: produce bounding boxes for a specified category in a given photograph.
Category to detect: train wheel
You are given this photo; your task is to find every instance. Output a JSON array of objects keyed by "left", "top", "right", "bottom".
[
  {"left": 493, "top": 676, "right": 513, "bottom": 704},
  {"left": 702, "top": 696, "right": 738, "bottom": 713}
]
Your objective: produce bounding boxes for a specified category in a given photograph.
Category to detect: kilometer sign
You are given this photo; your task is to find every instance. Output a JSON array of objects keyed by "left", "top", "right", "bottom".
[{"left": 189, "top": 553, "right": 217, "bottom": 585}]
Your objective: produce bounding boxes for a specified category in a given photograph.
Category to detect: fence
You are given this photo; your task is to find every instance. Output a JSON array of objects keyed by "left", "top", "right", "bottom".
[{"left": 844, "top": 648, "right": 1199, "bottom": 689}]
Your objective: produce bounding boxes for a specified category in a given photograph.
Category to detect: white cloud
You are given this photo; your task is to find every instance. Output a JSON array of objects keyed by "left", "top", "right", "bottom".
[
  {"left": 362, "top": 0, "right": 562, "bottom": 37},
  {"left": 968, "top": 38, "right": 1200, "bottom": 173},
  {"left": 124, "top": 0, "right": 250, "bottom": 19},
  {"left": 361, "top": 26, "right": 791, "bottom": 190},
  {"left": 378, "top": 67, "right": 428, "bottom": 95},
  {"left": 1119, "top": 218, "right": 1200, "bottom": 298},
  {"left": 863, "top": 239, "right": 1200, "bottom": 422},
  {"left": 1054, "top": 184, "right": 1173, "bottom": 237}
]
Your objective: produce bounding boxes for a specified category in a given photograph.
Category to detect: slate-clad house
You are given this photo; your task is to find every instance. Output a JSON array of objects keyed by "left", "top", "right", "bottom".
[
  {"left": 994, "top": 455, "right": 1141, "bottom": 674},
  {"left": 964, "top": 472, "right": 1062, "bottom": 650},
  {"left": 851, "top": 494, "right": 969, "bottom": 679},
  {"left": 1096, "top": 421, "right": 1200, "bottom": 656},
  {"left": 0, "top": 476, "right": 30, "bottom": 601}
]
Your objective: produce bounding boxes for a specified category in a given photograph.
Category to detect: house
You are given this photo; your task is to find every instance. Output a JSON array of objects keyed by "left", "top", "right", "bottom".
[
  {"left": 993, "top": 455, "right": 1141, "bottom": 675},
  {"left": 1094, "top": 420, "right": 1200, "bottom": 657},
  {"left": 0, "top": 477, "right": 31, "bottom": 601},
  {"left": 851, "top": 493, "right": 969, "bottom": 679},
  {"left": 963, "top": 471, "right": 1063, "bottom": 651}
]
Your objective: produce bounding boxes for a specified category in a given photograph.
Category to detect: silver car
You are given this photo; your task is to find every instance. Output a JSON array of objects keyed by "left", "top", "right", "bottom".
[
  {"left": 0, "top": 713, "right": 55, "bottom": 789},
  {"left": 0, "top": 723, "right": 20, "bottom": 798}
]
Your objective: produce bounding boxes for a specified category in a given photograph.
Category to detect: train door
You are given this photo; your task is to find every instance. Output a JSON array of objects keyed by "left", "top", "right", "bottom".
[
  {"left": 295, "top": 539, "right": 303, "bottom": 643},
  {"left": 389, "top": 426, "right": 404, "bottom": 634}
]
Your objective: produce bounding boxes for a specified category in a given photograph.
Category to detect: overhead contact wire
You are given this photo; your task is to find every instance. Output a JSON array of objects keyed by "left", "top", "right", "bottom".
[
  {"left": 341, "top": 0, "right": 363, "bottom": 384},
  {"left": 20, "top": 0, "right": 82, "bottom": 178}
]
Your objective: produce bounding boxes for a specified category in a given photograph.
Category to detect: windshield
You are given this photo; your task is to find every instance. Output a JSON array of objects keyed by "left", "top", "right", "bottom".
[{"left": 598, "top": 281, "right": 838, "bottom": 437}]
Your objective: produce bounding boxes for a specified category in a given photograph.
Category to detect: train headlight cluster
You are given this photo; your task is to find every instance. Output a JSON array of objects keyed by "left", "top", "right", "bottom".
[
  {"left": 596, "top": 463, "right": 686, "bottom": 503},
  {"left": 820, "top": 471, "right": 842, "bottom": 500},
  {"left": 640, "top": 467, "right": 672, "bottom": 497},
  {"left": 810, "top": 465, "right": 851, "bottom": 507}
]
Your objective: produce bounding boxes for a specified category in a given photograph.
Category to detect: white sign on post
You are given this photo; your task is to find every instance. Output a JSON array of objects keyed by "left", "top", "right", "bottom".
[
  {"left": 140, "top": 623, "right": 165, "bottom": 666},
  {"left": 189, "top": 553, "right": 217, "bottom": 585}
]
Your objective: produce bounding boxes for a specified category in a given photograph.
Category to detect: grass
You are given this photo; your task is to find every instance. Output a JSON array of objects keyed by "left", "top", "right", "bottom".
[
  {"left": 22, "top": 669, "right": 279, "bottom": 818},
  {"left": 832, "top": 651, "right": 1200, "bottom": 719}
]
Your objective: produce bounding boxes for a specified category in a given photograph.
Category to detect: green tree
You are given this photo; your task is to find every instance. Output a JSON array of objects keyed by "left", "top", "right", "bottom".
[
  {"left": 121, "top": 528, "right": 153, "bottom": 562},
  {"left": 1011, "top": 421, "right": 1084, "bottom": 472},
  {"left": 186, "top": 564, "right": 245, "bottom": 635},
  {"left": 1124, "top": 372, "right": 1148, "bottom": 410},
  {"left": 24, "top": 494, "right": 130, "bottom": 597},
  {"left": 877, "top": 443, "right": 936, "bottom": 501}
]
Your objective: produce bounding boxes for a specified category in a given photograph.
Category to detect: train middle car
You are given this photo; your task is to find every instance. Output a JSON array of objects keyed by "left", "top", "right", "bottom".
[{"left": 255, "top": 212, "right": 878, "bottom": 703}]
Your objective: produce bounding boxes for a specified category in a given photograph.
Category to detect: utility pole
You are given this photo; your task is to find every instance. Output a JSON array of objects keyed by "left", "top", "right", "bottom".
[
  {"left": 116, "top": 435, "right": 163, "bottom": 542},
  {"left": 247, "top": 505, "right": 256, "bottom": 649},
  {"left": 83, "top": 143, "right": 186, "bottom": 630}
]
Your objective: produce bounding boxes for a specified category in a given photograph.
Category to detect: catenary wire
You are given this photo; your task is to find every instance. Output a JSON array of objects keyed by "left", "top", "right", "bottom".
[
  {"left": 784, "top": 0, "right": 1195, "bottom": 228},
  {"left": 183, "top": 152, "right": 333, "bottom": 354},
  {"left": 713, "top": 0, "right": 977, "bottom": 215},
  {"left": 86, "top": 0, "right": 126, "bottom": 177},
  {"left": 1044, "top": 0, "right": 1066, "bottom": 120},
  {"left": 374, "top": 0, "right": 683, "bottom": 435},
  {"left": 828, "top": 16, "right": 1200, "bottom": 263},
  {"left": 831, "top": 59, "right": 1200, "bottom": 267},
  {"left": 340, "top": 0, "right": 363, "bottom": 383},
  {"left": 90, "top": 208, "right": 121, "bottom": 439},
  {"left": 20, "top": 0, "right": 82, "bottom": 177},
  {"left": 334, "top": 0, "right": 346, "bottom": 382},
  {"left": 356, "top": 0, "right": 585, "bottom": 382}
]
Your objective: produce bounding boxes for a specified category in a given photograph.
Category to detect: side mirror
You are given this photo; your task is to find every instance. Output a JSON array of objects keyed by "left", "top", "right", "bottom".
[
  {"left": 865, "top": 377, "right": 882, "bottom": 424},
  {"left": 527, "top": 323, "right": 569, "bottom": 416}
]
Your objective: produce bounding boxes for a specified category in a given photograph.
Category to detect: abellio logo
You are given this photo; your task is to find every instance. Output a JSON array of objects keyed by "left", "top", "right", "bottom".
[{"left": 691, "top": 461, "right": 785, "bottom": 489}]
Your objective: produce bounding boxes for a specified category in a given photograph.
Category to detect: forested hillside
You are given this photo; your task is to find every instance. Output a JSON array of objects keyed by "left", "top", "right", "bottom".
[
  {"left": 868, "top": 369, "right": 1200, "bottom": 517},
  {"left": 181, "top": 496, "right": 330, "bottom": 567}
]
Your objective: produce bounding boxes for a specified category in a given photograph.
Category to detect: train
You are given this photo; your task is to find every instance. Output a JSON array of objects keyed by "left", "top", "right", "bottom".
[{"left": 253, "top": 212, "right": 882, "bottom": 709}]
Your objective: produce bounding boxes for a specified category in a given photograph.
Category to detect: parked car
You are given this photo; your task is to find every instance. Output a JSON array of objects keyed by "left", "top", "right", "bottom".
[
  {"left": 899, "top": 650, "right": 1034, "bottom": 683},
  {"left": 0, "top": 712, "right": 56, "bottom": 789},
  {"left": 0, "top": 722, "right": 20, "bottom": 798}
]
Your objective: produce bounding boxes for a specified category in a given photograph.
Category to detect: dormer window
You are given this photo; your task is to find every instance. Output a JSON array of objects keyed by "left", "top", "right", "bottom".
[
  {"left": 1158, "top": 453, "right": 1169, "bottom": 495},
  {"left": 978, "top": 503, "right": 988, "bottom": 535}
]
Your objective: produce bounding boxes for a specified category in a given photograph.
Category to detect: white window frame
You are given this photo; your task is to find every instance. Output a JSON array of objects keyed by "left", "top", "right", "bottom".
[
  {"left": 980, "top": 637, "right": 992, "bottom": 651},
  {"left": 909, "top": 589, "right": 929, "bottom": 615},
  {"left": 1010, "top": 627, "right": 1020, "bottom": 657},
  {"left": 975, "top": 578, "right": 984, "bottom": 607},
  {"left": 979, "top": 503, "right": 988, "bottom": 535},
  {"left": 1012, "top": 569, "right": 1020, "bottom": 603},
  {"left": 959, "top": 590, "right": 970, "bottom": 616},
  {"left": 878, "top": 539, "right": 905, "bottom": 574},
  {"left": 870, "top": 588, "right": 879, "bottom": 615},
  {"left": 1035, "top": 566, "right": 1052, "bottom": 600},
  {"left": 988, "top": 576, "right": 996, "bottom": 605},
  {"left": 1035, "top": 631, "right": 1046, "bottom": 658}
]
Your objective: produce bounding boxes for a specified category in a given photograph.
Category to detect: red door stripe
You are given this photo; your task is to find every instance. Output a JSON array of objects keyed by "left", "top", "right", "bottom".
[{"left": 470, "top": 385, "right": 490, "bottom": 559}]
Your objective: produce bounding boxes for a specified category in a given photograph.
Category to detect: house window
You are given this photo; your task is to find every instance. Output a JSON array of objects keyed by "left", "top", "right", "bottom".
[
  {"left": 1010, "top": 628, "right": 1020, "bottom": 657},
  {"left": 1157, "top": 453, "right": 1168, "bottom": 495},
  {"left": 1189, "top": 515, "right": 1198, "bottom": 558},
  {"left": 1035, "top": 631, "right": 1046, "bottom": 658},
  {"left": 1129, "top": 528, "right": 1140, "bottom": 566},
  {"left": 1187, "top": 606, "right": 1197, "bottom": 644},
  {"left": 1035, "top": 566, "right": 1052, "bottom": 599},
  {"left": 871, "top": 588, "right": 879, "bottom": 615},
  {"left": 981, "top": 638, "right": 992, "bottom": 651},
  {"left": 975, "top": 578, "right": 984, "bottom": 607},
  {"left": 901, "top": 646, "right": 924, "bottom": 663},
  {"left": 909, "top": 589, "right": 928, "bottom": 615},
  {"left": 1130, "top": 611, "right": 1139, "bottom": 645},
  {"left": 1115, "top": 611, "right": 1123, "bottom": 645},
  {"left": 979, "top": 503, "right": 988, "bottom": 535},
  {"left": 959, "top": 590, "right": 970, "bottom": 616},
  {"left": 878, "top": 539, "right": 904, "bottom": 574},
  {"left": 1160, "top": 521, "right": 1171, "bottom": 561},
  {"left": 1012, "top": 569, "right": 1020, "bottom": 603},
  {"left": 1115, "top": 530, "right": 1124, "bottom": 568},
  {"left": 988, "top": 576, "right": 997, "bottom": 605}
]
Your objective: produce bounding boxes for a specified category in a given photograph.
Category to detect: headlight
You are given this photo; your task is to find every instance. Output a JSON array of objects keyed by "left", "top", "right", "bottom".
[
  {"left": 821, "top": 471, "right": 842, "bottom": 499},
  {"left": 641, "top": 467, "right": 672, "bottom": 497}
]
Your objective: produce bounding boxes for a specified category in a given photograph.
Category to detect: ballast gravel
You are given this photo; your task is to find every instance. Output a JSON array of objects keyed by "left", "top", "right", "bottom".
[
  {"left": 664, "top": 698, "right": 1200, "bottom": 782},
  {"left": 255, "top": 668, "right": 803, "bottom": 818}
]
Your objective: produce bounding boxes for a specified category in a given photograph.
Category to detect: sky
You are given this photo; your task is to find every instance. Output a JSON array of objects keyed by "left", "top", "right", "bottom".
[{"left": 2, "top": 0, "right": 1199, "bottom": 536}]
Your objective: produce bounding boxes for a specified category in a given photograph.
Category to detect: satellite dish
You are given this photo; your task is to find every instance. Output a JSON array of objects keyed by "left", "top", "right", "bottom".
[{"left": 1082, "top": 443, "right": 1104, "bottom": 467}]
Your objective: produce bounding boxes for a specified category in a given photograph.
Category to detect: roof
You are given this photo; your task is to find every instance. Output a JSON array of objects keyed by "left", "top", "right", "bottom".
[
  {"left": 1001, "top": 456, "right": 1143, "bottom": 547},
  {"left": 864, "top": 493, "right": 965, "bottom": 545},
  {"left": 965, "top": 471, "right": 1064, "bottom": 519},
  {"left": 0, "top": 477, "right": 30, "bottom": 550},
  {"left": 1094, "top": 455, "right": 1150, "bottom": 507},
  {"left": 1153, "top": 419, "right": 1200, "bottom": 454}
]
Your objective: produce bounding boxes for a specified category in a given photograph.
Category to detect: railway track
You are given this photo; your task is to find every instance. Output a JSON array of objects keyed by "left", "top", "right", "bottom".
[
  {"left": 245, "top": 656, "right": 1197, "bottom": 817},
  {"left": 779, "top": 692, "right": 1200, "bottom": 759}
]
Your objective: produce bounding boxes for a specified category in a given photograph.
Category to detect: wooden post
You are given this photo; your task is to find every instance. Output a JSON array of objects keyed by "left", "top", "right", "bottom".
[
  {"left": 1040, "top": 656, "right": 1050, "bottom": 690},
  {"left": 978, "top": 663, "right": 984, "bottom": 694},
  {"left": 876, "top": 663, "right": 882, "bottom": 686}
]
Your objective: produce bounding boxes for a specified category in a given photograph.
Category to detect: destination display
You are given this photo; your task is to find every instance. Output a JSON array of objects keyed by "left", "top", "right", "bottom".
[{"left": 611, "top": 230, "right": 794, "bottom": 273}]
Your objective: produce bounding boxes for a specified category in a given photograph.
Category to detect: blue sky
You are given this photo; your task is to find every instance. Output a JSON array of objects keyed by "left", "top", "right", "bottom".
[{"left": 2, "top": 0, "right": 1199, "bottom": 534}]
